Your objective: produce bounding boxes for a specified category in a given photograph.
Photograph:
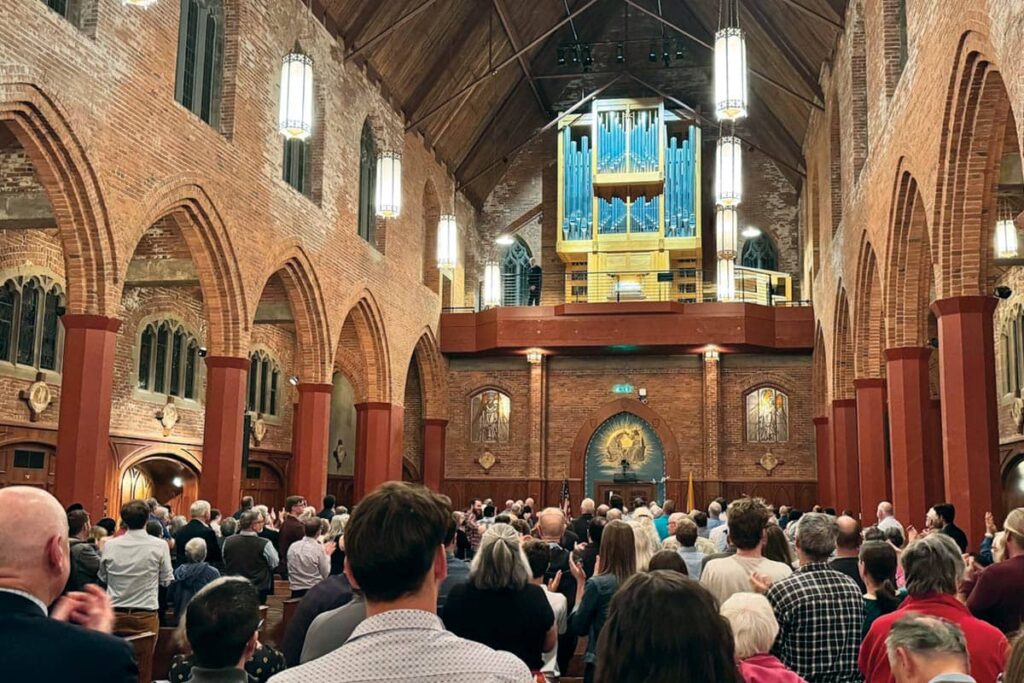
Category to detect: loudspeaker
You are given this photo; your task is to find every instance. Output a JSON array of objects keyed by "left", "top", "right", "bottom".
[{"left": 241, "top": 413, "right": 251, "bottom": 473}]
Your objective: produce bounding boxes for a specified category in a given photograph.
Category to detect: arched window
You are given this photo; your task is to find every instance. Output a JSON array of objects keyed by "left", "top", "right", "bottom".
[
  {"left": 1001, "top": 306, "right": 1024, "bottom": 396},
  {"left": 283, "top": 137, "right": 312, "bottom": 196},
  {"left": 357, "top": 121, "right": 377, "bottom": 244},
  {"left": 247, "top": 350, "right": 281, "bottom": 416},
  {"left": 0, "top": 276, "right": 65, "bottom": 372},
  {"left": 740, "top": 234, "right": 779, "bottom": 271},
  {"left": 745, "top": 387, "right": 790, "bottom": 443},
  {"left": 174, "top": 0, "right": 224, "bottom": 127},
  {"left": 137, "top": 320, "right": 201, "bottom": 400},
  {"left": 500, "top": 240, "right": 532, "bottom": 306}
]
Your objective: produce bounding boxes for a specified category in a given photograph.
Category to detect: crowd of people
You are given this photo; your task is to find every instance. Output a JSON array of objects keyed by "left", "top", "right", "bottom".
[{"left": 1, "top": 482, "right": 1023, "bottom": 683}]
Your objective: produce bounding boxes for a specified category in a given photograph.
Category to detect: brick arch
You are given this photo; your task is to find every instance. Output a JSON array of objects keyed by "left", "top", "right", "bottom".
[
  {"left": 812, "top": 323, "right": 829, "bottom": 416},
  {"left": 409, "top": 328, "right": 447, "bottom": 420},
  {"left": 934, "top": 31, "right": 1017, "bottom": 299},
  {"left": 569, "top": 398, "right": 681, "bottom": 481},
  {"left": 422, "top": 180, "right": 441, "bottom": 293},
  {"left": 333, "top": 291, "right": 392, "bottom": 403},
  {"left": 853, "top": 233, "right": 884, "bottom": 378},
  {"left": 0, "top": 81, "right": 117, "bottom": 316},
  {"left": 832, "top": 285, "right": 854, "bottom": 400},
  {"left": 885, "top": 167, "right": 935, "bottom": 347},
  {"left": 253, "top": 243, "right": 332, "bottom": 383}
]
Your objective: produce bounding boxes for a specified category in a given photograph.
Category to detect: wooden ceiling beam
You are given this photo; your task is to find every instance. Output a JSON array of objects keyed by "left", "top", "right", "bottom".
[
  {"left": 345, "top": 0, "right": 442, "bottom": 63},
  {"left": 775, "top": 0, "right": 845, "bottom": 31},
  {"left": 454, "top": 75, "right": 527, "bottom": 176},
  {"left": 740, "top": 0, "right": 825, "bottom": 104},
  {"left": 337, "top": 1, "right": 386, "bottom": 53},
  {"left": 492, "top": 0, "right": 552, "bottom": 118}
]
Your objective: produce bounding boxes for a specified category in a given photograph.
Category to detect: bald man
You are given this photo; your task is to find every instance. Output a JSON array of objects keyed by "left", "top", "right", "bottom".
[
  {"left": 0, "top": 487, "right": 137, "bottom": 682},
  {"left": 876, "top": 501, "right": 903, "bottom": 533},
  {"left": 570, "top": 498, "right": 595, "bottom": 542},
  {"left": 537, "top": 508, "right": 578, "bottom": 674},
  {"left": 829, "top": 514, "right": 866, "bottom": 593}
]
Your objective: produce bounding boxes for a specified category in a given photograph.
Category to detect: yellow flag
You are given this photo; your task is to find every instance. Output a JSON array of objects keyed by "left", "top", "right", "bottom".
[{"left": 686, "top": 471, "right": 695, "bottom": 512}]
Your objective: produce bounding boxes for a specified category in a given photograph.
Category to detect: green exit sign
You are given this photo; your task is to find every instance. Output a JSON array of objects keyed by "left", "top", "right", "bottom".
[{"left": 612, "top": 384, "right": 634, "bottom": 394}]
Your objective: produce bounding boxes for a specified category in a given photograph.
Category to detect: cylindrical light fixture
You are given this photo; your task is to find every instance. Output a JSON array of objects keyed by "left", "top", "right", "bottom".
[
  {"left": 278, "top": 49, "right": 314, "bottom": 140},
  {"left": 482, "top": 261, "right": 502, "bottom": 308},
  {"left": 375, "top": 151, "right": 402, "bottom": 218},
  {"left": 996, "top": 207, "right": 1018, "bottom": 258},
  {"left": 715, "top": 135, "right": 742, "bottom": 207},
  {"left": 716, "top": 207, "right": 738, "bottom": 259},
  {"left": 437, "top": 214, "right": 458, "bottom": 272},
  {"left": 717, "top": 258, "right": 736, "bottom": 302},
  {"left": 714, "top": 27, "right": 747, "bottom": 121}
]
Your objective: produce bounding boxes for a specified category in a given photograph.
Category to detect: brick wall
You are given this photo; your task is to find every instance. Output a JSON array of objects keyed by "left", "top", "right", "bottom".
[{"left": 402, "top": 358, "right": 423, "bottom": 475}]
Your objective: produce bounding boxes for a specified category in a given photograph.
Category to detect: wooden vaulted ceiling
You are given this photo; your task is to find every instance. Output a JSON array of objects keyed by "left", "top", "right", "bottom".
[{"left": 317, "top": 0, "right": 848, "bottom": 204}]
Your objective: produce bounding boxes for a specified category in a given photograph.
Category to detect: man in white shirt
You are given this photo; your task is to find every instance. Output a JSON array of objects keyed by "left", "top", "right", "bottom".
[
  {"left": 524, "top": 539, "right": 568, "bottom": 682},
  {"left": 710, "top": 510, "right": 730, "bottom": 552},
  {"left": 700, "top": 498, "right": 792, "bottom": 605},
  {"left": 287, "top": 518, "right": 332, "bottom": 598},
  {"left": 99, "top": 499, "right": 173, "bottom": 641},
  {"left": 876, "top": 501, "right": 904, "bottom": 533},
  {"left": 270, "top": 482, "right": 533, "bottom": 683}
]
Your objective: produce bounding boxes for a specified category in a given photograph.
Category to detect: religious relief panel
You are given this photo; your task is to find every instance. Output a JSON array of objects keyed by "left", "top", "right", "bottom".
[
  {"left": 584, "top": 411, "right": 667, "bottom": 502},
  {"left": 470, "top": 389, "right": 511, "bottom": 443},
  {"left": 746, "top": 387, "right": 790, "bottom": 443}
]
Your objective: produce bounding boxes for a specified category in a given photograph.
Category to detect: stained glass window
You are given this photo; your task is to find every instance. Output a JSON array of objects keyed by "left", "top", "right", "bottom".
[
  {"left": 246, "top": 350, "right": 282, "bottom": 417},
  {"left": 358, "top": 120, "right": 377, "bottom": 244},
  {"left": 740, "top": 234, "right": 779, "bottom": 271},
  {"left": 138, "top": 320, "right": 201, "bottom": 400},
  {"left": 746, "top": 387, "right": 789, "bottom": 443},
  {"left": 283, "top": 138, "right": 311, "bottom": 196},
  {"left": 470, "top": 389, "right": 511, "bottom": 443},
  {"left": 174, "top": 0, "right": 224, "bottom": 127},
  {"left": 0, "top": 277, "right": 65, "bottom": 373}
]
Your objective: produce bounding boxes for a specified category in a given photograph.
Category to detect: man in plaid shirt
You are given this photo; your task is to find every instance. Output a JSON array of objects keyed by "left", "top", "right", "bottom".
[{"left": 762, "top": 512, "right": 863, "bottom": 682}]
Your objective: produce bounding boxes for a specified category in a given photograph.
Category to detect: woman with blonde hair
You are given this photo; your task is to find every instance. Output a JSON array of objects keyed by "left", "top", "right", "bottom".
[
  {"left": 325, "top": 513, "right": 348, "bottom": 575},
  {"left": 442, "top": 523, "right": 556, "bottom": 673},
  {"left": 629, "top": 520, "right": 656, "bottom": 572},
  {"left": 631, "top": 506, "right": 662, "bottom": 556}
]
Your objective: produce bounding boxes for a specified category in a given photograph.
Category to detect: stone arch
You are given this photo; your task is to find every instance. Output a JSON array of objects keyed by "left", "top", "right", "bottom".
[
  {"left": 0, "top": 80, "right": 117, "bottom": 315},
  {"left": 853, "top": 233, "right": 885, "bottom": 378},
  {"left": 885, "top": 166, "right": 935, "bottom": 347},
  {"left": 333, "top": 291, "right": 391, "bottom": 403},
  {"left": 409, "top": 328, "right": 447, "bottom": 420},
  {"left": 812, "top": 323, "right": 829, "bottom": 416},
  {"left": 934, "top": 32, "right": 1018, "bottom": 299},
  {"left": 568, "top": 398, "right": 681, "bottom": 482},
  {"left": 832, "top": 285, "right": 854, "bottom": 399},
  {"left": 829, "top": 97, "right": 843, "bottom": 236},
  {"left": 252, "top": 243, "right": 332, "bottom": 383},
  {"left": 422, "top": 180, "right": 441, "bottom": 293}
]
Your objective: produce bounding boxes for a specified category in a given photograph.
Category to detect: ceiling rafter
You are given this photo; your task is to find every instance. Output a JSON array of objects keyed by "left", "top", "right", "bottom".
[
  {"left": 492, "top": 0, "right": 552, "bottom": 118},
  {"left": 338, "top": 1, "right": 388, "bottom": 57},
  {"left": 740, "top": 0, "right": 825, "bottom": 104},
  {"left": 345, "top": 0, "right": 442, "bottom": 63},
  {"left": 454, "top": 75, "right": 528, "bottom": 177}
]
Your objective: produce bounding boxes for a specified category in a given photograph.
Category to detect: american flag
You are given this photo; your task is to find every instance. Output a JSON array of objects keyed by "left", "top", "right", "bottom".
[{"left": 560, "top": 479, "right": 571, "bottom": 519}]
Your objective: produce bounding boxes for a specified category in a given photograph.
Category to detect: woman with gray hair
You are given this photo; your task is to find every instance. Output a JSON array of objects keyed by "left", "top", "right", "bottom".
[
  {"left": 858, "top": 534, "right": 1009, "bottom": 682},
  {"left": 168, "top": 537, "right": 220, "bottom": 624},
  {"left": 442, "top": 522, "right": 556, "bottom": 673},
  {"left": 720, "top": 593, "right": 807, "bottom": 682}
]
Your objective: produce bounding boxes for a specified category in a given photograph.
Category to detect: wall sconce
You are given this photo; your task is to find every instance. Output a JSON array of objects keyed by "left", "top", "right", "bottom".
[
  {"left": 526, "top": 349, "right": 543, "bottom": 364},
  {"left": 704, "top": 350, "right": 720, "bottom": 361},
  {"left": 638, "top": 387, "right": 648, "bottom": 404}
]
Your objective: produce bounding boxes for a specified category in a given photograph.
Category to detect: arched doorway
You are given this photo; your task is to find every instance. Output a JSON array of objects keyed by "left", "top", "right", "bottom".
[
  {"left": 117, "top": 454, "right": 200, "bottom": 517},
  {"left": 0, "top": 443, "right": 56, "bottom": 491},
  {"left": 242, "top": 460, "right": 285, "bottom": 511},
  {"left": 584, "top": 411, "right": 667, "bottom": 505},
  {"left": 501, "top": 239, "right": 532, "bottom": 306}
]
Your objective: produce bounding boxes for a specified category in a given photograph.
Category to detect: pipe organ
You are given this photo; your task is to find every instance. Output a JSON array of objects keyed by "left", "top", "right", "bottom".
[{"left": 558, "top": 97, "right": 703, "bottom": 303}]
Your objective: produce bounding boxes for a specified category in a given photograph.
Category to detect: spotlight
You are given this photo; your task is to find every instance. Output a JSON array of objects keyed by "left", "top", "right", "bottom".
[
  {"left": 675, "top": 39, "right": 685, "bottom": 60},
  {"left": 927, "top": 337, "right": 939, "bottom": 349},
  {"left": 197, "top": 346, "right": 208, "bottom": 358},
  {"left": 495, "top": 234, "right": 515, "bottom": 246},
  {"left": 616, "top": 43, "right": 625, "bottom": 63},
  {"left": 638, "top": 387, "right": 649, "bottom": 404},
  {"left": 995, "top": 286, "right": 1013, "bottom": 300},
  {"left": 571, "top": 45, "right": 579, "bottom": 63},
  {"left": 557, "top": 47, "right": 566, "bottom": 66},
  {"left": 649, "top": 44, "right": 657, "bottom": 62},
  {"left": 662, "top": 40, "right": 671, "bottom": 67},
  {"left": 55, "top": 305, "right": 67, "bottom": 317},
  {"left": 288, "top": 375, "right": 300, "bottom": 386},
  {"left": 741, "top": 226, "right": 762, "bottom": 239}
]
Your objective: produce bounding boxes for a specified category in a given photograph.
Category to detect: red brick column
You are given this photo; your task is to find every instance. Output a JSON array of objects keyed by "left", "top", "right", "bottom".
[
  {"left": 812, "top": 416, "right": 834, "bottom": 507},
  {"left": 925, "top": 398, "right": 945, "bottom": 507},
  {"left": 354, "top": 402, "right": 404, "bottom": 500},
  {"left": 885, "top": 347, "right": 932, "bottom": 524},
  {"left": 200, "top": 356, "right": 249, "bottom": 512},
  {"left": 422, "top": 419, "right": 448, "bottom": 492},
  {"left": 831, "top": 399, "right": 861, "bottom": 514},
  {"left": 54, "top": 315, "right": 120, "bottom": 517},
  {"left": 932, "top": 296, "right": 1001, "bottom": 546},
  {"left": 290, "top": 383, "right": 332, "bottom": 504},
  {"left": 854, "top": 378, "right": 890, "bottom": 521}
]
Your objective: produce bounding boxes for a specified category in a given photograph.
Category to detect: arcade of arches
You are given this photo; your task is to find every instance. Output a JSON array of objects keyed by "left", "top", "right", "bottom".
[{"left": 2, "top": 0, "right": 1023, "bottom": 548}]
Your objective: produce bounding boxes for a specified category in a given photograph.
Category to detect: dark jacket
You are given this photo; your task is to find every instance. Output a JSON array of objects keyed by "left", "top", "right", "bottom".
[
  {"left": 942, "top": 523, "right": 969, "bottom": 553},
  {"left": 175, "top": 519, "right": 222, "bottom": 566},
  {"left": 569, "top": 513, "right": 593, "bottom": 544},
  {"left": 568, "top": 573, "right": 619, "bottom": 663},
  {"left": 0, "top": 591, "right": 138, "bottom": 683},
  {"left": 224, "top": 534, "right": 273, "bottom": 592},
  {"left": 66, "top": 537, "right": 102, "bottom": 592},
  {"left": 528, "top": 265, "right": 543, "bottom": 289},
  {"left": 277, "top": 517, "right": 305, "bottom": 573},
  {"left": 438, "top": 554, "right": 471, "bottom": 611},
  {"left": 280, "top": 574, "right": 354, "bottom": 666},
  {"left": 170, "top": 561, "right": 221, "bottom": 619}
]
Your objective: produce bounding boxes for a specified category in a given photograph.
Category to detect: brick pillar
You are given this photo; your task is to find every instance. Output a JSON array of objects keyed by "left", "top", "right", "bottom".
[
  {"left": 932, "top": 296, "right": 1001, "bottom": 546},
  {"left": 854, "top": 378, "right": 890, "bottom": 522},
  {"left": 812, "top": 416, "right": 834, "bottom": 506},
  {"left": 354, "top": 402, "right": 403, "bottom": 500},
  {"left": 702, "top": 352, "right": 721, "bottom": 484},
  {"left": 290, "top": 383, "right": 332, "bottom": 504},
  {"left": 528, "top": 356, "right": 547, "bottom": 498},
  {"left": 423, "top": 419, "right": 448, "bottom": 491},
  {"left": 831, "top": 399, "right": 861, "bottom": 514},
  {"left": 54, "top": 315, "right": 120, "bottom": 517},
  {"left": 926, "top": 398, "right": 945, "bottom": 507},
  {"left": 200, "top": 356, "right": 249, "bottom": 512},
  {"left": 885, "top": 347, "right": 932, "bottom": 524}
]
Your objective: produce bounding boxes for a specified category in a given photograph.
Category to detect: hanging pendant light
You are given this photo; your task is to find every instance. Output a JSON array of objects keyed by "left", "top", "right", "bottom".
[
  {"left": 996, "top": 215, "right": 1019, "bottom": 258},
  {"left": 437, "top": 214, "right": 458, "bottom": 272},
  {"left": 715, "top": 135, "right": 742, "bottom": 207},
  {"left": 375, "top": 151, "right": 402, "bottom": 218},
  {"left": 716, "top": 207, "right": 738, "bottom": 259},
  {"left": 278, "top": 48, "right": 314, "bottom": 140},
  {"left": 483, "top": 261, "right": 502, "bottom": 308},
  {"left": 717, "top": 258, "right": 736, "bottom": 302},
  {"left": 714, "top": 26, "right": 747, "bottom": 121}
]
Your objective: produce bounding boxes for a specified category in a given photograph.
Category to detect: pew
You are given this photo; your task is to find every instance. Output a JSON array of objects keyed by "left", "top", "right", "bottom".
[
  {"left": 274, "top": 598, "right": 302, "bottom": 646},
  {"left": 125, "top": 631, "right": 156, "bottom": 683}
]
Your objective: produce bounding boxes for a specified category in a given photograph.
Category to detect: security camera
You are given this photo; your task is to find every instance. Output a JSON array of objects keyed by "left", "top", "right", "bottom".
[{"left": 995, "top": 286, "right": 1013, "bottom": 300}]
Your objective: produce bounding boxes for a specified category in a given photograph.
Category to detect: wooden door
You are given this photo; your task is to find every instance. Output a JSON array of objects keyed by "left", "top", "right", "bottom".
[
  {"left": 242, "top": 463, "right": 284, "bottom": 510},
  {"left": 594, "top": 481, "right": 656, "bottom": 507},
  {"left": 0, "top": 445, "right": 56, "bottom": 491}
]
